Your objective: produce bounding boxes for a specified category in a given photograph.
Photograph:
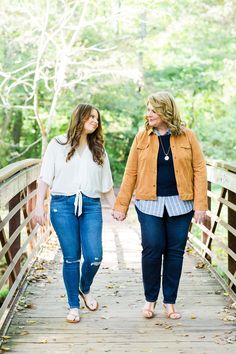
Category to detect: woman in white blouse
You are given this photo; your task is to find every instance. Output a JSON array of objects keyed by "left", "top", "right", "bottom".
[{"left": 34, "top": 104, "right": 115, "bottom": 323}]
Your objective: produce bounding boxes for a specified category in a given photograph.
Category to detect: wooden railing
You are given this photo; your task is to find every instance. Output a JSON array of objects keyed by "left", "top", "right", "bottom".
[
  {"left": 0, "top": 159, "right": 51, "bottom": 328},
  {"left": 0, "top": 158, "right": 235, "bottom": 329},
  {"left": 188, "top": 159, "right": 236, "bottom": 298}
]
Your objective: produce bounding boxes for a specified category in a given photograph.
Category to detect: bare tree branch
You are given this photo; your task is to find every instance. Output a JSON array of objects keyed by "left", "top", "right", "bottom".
[
  {"left": 46, "top": 0, "right": 89, "bottom": 136},
  {"left": 8, "top": 137, "right": 42, "bottom": 162}
]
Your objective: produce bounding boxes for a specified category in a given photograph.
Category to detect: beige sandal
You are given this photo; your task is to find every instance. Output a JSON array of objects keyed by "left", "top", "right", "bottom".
[
  {"left": 79, "top": 290, "right": 99, "bottom": 311},
  {"left": 163, "top": 303, "right": 181, "bottom": 320},
  {"left": 142, "top": 301, "right": 156, "bottom": 319},
  {"left": 66, "top": 308, "right": 80, "bottom": 323}
]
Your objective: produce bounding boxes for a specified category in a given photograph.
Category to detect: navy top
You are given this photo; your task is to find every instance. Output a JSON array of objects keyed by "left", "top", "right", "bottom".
[
  {"left": 135, "top": 128, "right": 193, "bottom": 217},
  {"left": 157, "top": 134, "right": 178, "bottom": 196}
]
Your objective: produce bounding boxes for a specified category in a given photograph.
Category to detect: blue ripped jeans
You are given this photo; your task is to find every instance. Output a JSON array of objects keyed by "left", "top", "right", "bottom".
[{"left": 50, "top": 194, "right": 103, "bottom": 308}]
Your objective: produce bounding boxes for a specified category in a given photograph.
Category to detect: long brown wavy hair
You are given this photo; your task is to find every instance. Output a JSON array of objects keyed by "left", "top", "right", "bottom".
[
  {"left": 145, "top": 91, "right": 186, "bottom": 135},
  {"left": 57, "top": 104, "right": 105, "bottom": 165}
]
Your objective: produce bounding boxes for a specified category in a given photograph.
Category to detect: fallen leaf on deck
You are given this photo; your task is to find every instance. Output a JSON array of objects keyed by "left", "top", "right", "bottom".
[
  {"left": 226, "top": 335, "right": 236, "bottom": 342},
  {"left": 20, "top": 331, "right": 29, "bottom": 336},
  {"left": 195, "top": 262, "right": 205, "bottom": 269},
  {"left": 226, "top": 339, "right": 234, "bottom": 344},
  {"left": 25, "top": 303, "right": 36, "bottom": 309},
  {"left": 26, "top": 320, "right": 37, "bottom": 324},
  {"left": 214, "top": 338, "right": 227, "bottom": 345},
  {"left": 191, "top": 314, "right": 197, "bottom": 319},
  {"left": 155, "top": 322, "right": 164, "bottom": 326},
  {"left": 165, "top": 325, "right": 172, "bottom": 329},
  {"left": 223, "top": 316, "right": 236, "bottom": 322},
  {"left": 214, "top": 290, "right": 221, "bottom": 295}
]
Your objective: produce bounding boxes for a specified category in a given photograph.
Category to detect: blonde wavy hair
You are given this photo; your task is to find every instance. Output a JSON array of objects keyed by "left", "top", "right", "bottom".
[{"left": 145, "top": 91, "right": 186, "bottom": 135}]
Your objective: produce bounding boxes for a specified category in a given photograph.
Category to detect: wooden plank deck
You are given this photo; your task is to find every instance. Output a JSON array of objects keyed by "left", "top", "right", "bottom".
[{"left": 1, "top": 205, "right": 236, "bottom": 353}]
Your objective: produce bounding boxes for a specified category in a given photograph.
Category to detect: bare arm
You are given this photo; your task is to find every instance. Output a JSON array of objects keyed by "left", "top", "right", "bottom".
[
  {"left": 101, "top": 188, "right": 116, "bottom": 209},
  {"left": 33, "top": 179, "right": 49, "bottom": 226},
  {"left": 113, "top": 135, "right": 138, "bottom": 214},
  {"left": 187, "top": 130, "right": 207, "bottom": 224},
  {"left": 101, "top": 188, "right": 126, "bottom": 221}
]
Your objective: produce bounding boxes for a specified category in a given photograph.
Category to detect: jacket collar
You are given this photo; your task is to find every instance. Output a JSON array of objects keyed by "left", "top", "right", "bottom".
[
  {"left": 147, "top": 127, "right": 154, "bottom": 135},
  {"left": 147, "top": 127, "right": 171, "bottom": 136}
]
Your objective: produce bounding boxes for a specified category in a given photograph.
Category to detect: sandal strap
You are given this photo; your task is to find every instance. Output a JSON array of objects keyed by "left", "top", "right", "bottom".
[
  {"left": 79, "top": 290, "right": 98, "bottom": 311},
  {"left": 67, "top": 308, "right": 80, "bottom": 322},
  {"left": 142, "top": 301, "right": 156, "bottom": 318},
  {"left": 163, "top": 304, "right": 181, "bottom": 319},
  {"left": 168, "top": 311, "right": 181, "bottom": 319}
]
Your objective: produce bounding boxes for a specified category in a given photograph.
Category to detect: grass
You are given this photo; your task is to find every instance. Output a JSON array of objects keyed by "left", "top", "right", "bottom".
[{"left": 0, "top": 285, "right": 9, "bottom": 306}]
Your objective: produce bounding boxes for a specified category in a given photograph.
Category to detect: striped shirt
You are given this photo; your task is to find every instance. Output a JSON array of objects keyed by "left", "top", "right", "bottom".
[{"left": 134, "top": 129, "right": 193, "bottom": 217}]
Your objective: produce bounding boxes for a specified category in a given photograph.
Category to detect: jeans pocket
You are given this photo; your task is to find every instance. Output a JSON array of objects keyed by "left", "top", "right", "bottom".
[
  {"left": 50, "top": 195, "right": 68, "bottom": 211},
  {"left": 51, "top": 195, "right": 67, "bottom": 200}
]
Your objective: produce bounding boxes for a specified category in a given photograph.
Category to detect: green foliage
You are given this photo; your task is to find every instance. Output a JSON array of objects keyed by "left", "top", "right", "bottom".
[
  {"left": 0, "top": 285, "right": 9, "bottom": 305},
  {"left": 0, "top": 0, "right": 236, "bottom": 182}
]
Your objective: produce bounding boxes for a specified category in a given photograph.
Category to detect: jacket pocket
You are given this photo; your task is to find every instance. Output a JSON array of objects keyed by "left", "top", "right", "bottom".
[
  {"left": 180, "top": 145, "right": 192, "bottom": 159},
  {"left": 137, "top": 143, "right": 149, "bottom": 150},
  {"left": 137, "top": 143, "right": 149, "bottom": 162}
]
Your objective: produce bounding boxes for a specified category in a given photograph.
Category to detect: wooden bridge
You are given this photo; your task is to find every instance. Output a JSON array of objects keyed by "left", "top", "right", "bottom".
[{"left": 0, "top": 159, "right": 236, "bottom": 353}]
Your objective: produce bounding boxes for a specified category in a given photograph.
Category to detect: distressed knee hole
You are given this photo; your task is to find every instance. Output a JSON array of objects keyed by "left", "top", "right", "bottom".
[
  {"left": 90, "top": 257, "right": 102, "bottom": 266},
  {"left": 65, "top": 259, "right": 80, "bottom": 264}
]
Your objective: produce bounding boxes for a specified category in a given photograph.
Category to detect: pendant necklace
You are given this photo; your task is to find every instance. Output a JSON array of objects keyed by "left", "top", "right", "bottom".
[{"left": 159, "top": 135, "right": 171, "bottom": 161}]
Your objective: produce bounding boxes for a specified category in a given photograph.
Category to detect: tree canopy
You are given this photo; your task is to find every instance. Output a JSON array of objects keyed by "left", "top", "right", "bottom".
[{"left": 0, "top": 0, "right": 235, "bottom": 184}]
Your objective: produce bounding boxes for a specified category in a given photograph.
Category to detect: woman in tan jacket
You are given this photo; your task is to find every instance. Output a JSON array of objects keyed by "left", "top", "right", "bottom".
[{"left": 112, "top": 92, "right": 207, "bottom": 319}]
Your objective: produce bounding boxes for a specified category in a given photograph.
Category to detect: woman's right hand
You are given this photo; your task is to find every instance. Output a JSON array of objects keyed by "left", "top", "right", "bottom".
[
  {"left": 33, "top": 205, "right": 47, "bottom": 226},
  {"left": 111, "top": 210, "right": 126, "bottom": 221}
]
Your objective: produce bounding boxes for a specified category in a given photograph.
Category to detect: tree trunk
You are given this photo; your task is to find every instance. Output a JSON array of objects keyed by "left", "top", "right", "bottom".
[{"left": 41, "top": 132, "right": 48, "bottom": 156}]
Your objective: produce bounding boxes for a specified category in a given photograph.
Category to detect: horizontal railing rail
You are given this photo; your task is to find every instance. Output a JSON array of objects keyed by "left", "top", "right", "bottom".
[
  {"left": 0, "top": 157, "right": 235, "bottom": 330},
  {"left": 188, "top": 159, "right": 236, "bottom": 298},
  {"left": 0, "top": 159, "right": 51, "bottom": 328}
]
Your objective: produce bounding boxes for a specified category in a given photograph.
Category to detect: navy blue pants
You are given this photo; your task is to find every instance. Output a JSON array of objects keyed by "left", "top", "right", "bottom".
[{"left": 136, "top": 207, "right": 193, "bottom": 304}]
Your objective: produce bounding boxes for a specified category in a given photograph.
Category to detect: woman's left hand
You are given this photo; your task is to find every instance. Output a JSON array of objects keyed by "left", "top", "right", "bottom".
[
  {"left": 111, "top": 210, "right": 126, "bottom": 221},
  {"left": 193, "top": 210, "right": 206, "bottom": 224}
]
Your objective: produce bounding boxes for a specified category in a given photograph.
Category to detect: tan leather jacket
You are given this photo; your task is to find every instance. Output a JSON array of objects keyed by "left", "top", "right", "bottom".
[{"left": 114, "top": 127, "right": 208, "bottom": 213}]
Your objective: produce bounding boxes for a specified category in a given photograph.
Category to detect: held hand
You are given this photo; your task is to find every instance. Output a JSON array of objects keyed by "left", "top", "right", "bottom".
[
  {"left": 111, "top": 210, "right": 126, "bottom": 221},
  {"left": 193, "top": 210, "right": 206, "bottom": 224},
  {"left": 33, "top": 205, "right": 47, "bottom": 226}
]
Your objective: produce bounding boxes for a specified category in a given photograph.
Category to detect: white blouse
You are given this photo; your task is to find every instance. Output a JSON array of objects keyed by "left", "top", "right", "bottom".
[{"left": 39, "top": 135, "right": 113, "bottom": 215}]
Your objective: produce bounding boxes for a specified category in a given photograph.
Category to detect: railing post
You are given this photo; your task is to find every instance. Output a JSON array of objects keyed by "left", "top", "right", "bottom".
[
  {"left": 9, "top": 192, "right": 21, "bottom": 287},
  {"left": 228, "top": 190, "right": 236, "bottom": 293},
  {"left": 27, "top": 181, "right": 37, "bottom": 253},
  {"left": 202, "top": 181, "right": 212, "bottom": 262}
]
